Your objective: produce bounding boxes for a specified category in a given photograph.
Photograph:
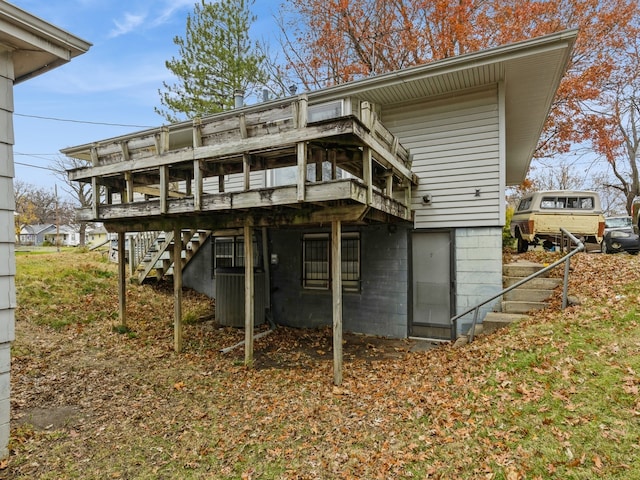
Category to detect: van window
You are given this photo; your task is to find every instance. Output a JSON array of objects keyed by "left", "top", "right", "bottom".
[
  {"left": 540, "top": 195, "right": 594, "bottom": 210},
  {"left": 517, "top": 197, "right": 532, "bottom": 211}
]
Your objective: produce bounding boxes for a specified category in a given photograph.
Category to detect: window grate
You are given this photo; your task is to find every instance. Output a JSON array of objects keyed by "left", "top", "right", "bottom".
[
  {"left": 213, "top": 236, "right": 258, "bottom": 273},
  {"left": 302, "top": 233, "right": 360, "bottom": 292}
]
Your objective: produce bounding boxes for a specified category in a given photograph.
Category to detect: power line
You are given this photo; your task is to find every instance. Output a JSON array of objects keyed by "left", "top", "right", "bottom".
[
  {"left": 14, "top": 161, "right": 56, "bottom": 171},
  {"left": 14, "top": 152, "right": 59, "bottom": 163},
  {"left": 14, "top": 112, "right": 155, "bottom": 129}
]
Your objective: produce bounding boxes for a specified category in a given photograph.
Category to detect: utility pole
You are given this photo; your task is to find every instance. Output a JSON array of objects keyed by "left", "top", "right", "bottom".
[{"left": 55, "top": 184, "right": 60, "bottom": 252}]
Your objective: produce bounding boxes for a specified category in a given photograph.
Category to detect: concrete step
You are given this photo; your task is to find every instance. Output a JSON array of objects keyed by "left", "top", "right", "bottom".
[
  {"left": 502, "top": 300, "right": 548, "bottom": 314},
  {"left": 504, "top": 287, "right": 554, "bottom": 302},
  {"left": 503, "top": 276, "right": 562, "bottom": 290},
  {"left": 503, "top": 261, "right": 548, "bottom": 278},
  {"left": 483, "top": 312, "right": 529, "bottom": 335}
]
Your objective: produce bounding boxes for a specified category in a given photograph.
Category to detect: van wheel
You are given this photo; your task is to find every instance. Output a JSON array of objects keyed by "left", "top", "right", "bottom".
[{"left": 517, "top": 236, "right": 529, "bottom": 253}]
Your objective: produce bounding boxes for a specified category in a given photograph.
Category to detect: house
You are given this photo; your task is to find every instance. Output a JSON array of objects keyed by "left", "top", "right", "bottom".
[
  {"left": 19, "top": 223, "right": 56, "bottom": 246},
  {"left": 86, "top": 224, "right": 109, "bottom": 247},
  {"left": 43, "top": 225, "right": 81, "bottom": 247},
  {"left": 19, "top": 223, "right": 81, "bottom": 246},
  {"left": 62, "top": 30, "right": 576, "bottom": 384},
  {"left": 0, "top": 2, "right": 90, "bottom": 459}
]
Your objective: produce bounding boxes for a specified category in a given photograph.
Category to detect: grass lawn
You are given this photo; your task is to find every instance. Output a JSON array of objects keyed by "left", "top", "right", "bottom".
[{"left": 4, "top": 249, "right": 640, "bottom": 479}]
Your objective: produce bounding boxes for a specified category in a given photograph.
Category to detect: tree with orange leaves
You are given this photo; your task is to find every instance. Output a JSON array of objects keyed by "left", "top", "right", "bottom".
[
  {"left": 278, "top": 0, "right": 640, "bottom": 164},
  {"left": 587, "top": 36, "right": 640, "bottom": 214}
]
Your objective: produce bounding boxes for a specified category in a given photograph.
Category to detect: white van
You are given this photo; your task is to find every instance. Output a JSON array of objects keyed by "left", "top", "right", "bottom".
[{"left": 510, "top": 190, "right": 605, "bottom": 253}]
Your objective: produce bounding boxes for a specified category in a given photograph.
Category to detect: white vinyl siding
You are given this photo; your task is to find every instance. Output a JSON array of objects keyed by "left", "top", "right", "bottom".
[
  {"left": 383, "top": 86, "right": 503, "bottom": 228},
  {"left": 0, "top": 54, "right": 14, "bottom": 459},
  {"left": 202, "top": 171, "right": 266, "bottom": 193}
]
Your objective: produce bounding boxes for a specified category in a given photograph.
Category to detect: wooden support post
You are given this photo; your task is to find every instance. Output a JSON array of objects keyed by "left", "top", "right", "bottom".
[
  {"left": 297, "top": 142, "right": 307, "bottom": 202},
  {"left": 192, "top": 118, "right": 203, "bottom": 148},
  {"left": 244, "top": 222, "right": 254, "bottom": 366},
  {"left": 218, "top": 165, "right": 225, "bottom": 193},
  {"left": 243, "top": 154, "right": 251, "bottom": 191},
  {"left": 193, "top": 159, "right": 203, "bottom": 211},
  {"left": 332, "top": 220, "right": 343, "bottom": 386},
  {"left": 329, "top": 149, "right": 337, "bottom": 180},
  {"left": 125, "top": 171, "right": 134, "bottom": 203},
  {"left": 384, "top": 172, "right": 394, "bottom": 196},
  {"left": 404, "top": 182, "right": 412, "bottom": 209},
  {"left": 120, "top": 141, "right": 130, "bottom": 162},
  {"left": 173, "top": 227, "right": 183, "bottom": 353},
  {"left": 160, "top": 165, "right": 169, "bottom": 214},
  {"left": 117, "top": 231, "right": 127, "bottom": 328},
  {"left": 315, "top": 151, "right": 323, "bottom": 182},
  {"left": 91, "top": 178, "right": 99, "bottom": 219},
  {"left": 185, "top": 171, "right": 192, "bottom": 196},
  {"left": 155, "top": 126, "right": 169, "bottom": 154},
  {"left": 295, "top": 94, "right": 308, "bottom": 129},
  {"left": 361, "top": 101, "right": 372, "bottom": 129},
  {"left": 363, "top": 147, "right": 373, "bottom": 205},
  {"left": 128, "top": 235, "right": 135, "bottom": 277},
  {"left": 261, "top": 227, "right": 271, "bottom": 312},
  {"left": 239, "top": 114, "right": 248, "bottom": 139}
]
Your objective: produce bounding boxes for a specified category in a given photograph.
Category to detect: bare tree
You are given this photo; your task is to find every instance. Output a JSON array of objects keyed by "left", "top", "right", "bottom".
[{"left": 51, "top": 156, "right": 94, "bottom": 246}]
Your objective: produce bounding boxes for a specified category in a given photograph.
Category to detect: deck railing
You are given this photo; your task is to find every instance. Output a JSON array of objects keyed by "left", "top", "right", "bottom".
[{"left": 64, "top": 97, "right": 417, "bottom": 227}]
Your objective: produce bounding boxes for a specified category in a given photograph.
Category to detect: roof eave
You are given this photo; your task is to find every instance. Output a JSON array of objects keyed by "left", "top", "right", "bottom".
[{"left": 0, "top": 2, "right": 91, "bottom": 83}]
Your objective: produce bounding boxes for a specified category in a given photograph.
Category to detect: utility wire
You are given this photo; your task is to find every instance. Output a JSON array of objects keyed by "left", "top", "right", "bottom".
[
  {"left": 15, "top": 152, "right": 59, "bottom": 163},
  {"left": 14, "top": 161, "right": 56, "bottom": 171},
  {"left": 14, "top": 112, "right": 154, "bottom": 129}
]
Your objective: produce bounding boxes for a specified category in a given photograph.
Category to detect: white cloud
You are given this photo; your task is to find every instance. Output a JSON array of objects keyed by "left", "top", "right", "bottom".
[
  {"left": 108, "top": 12, "right": 147, "bottom": 38},
  {"left": 151, "top": 0, "right": 195, "bottom": 27},
  {"left": 106, "top": 0, "right": 193, "bottom": 38}
]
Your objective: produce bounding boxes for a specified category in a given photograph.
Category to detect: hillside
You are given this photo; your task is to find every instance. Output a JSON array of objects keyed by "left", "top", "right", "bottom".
[{"left": 5, "top": 249, "right": 640, "bottom": 479}]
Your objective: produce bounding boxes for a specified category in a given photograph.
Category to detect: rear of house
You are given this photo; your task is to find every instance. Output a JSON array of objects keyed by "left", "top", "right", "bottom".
[{"left": 63, "top": 30, "right": 577, "bottom": 347}]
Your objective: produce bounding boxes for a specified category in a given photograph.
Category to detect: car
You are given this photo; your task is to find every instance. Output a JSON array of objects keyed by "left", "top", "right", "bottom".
[
  {"left": 510, "top": 190, "right": 605, "bottom": 253},
  {"left": 601, "top": 216, "right": 640, "bottom": 254}
]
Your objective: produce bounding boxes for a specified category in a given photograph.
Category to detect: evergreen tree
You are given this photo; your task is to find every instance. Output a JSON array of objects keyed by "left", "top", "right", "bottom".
[{"left": 156, "top": 0, "right": 267, "bottom": 123}]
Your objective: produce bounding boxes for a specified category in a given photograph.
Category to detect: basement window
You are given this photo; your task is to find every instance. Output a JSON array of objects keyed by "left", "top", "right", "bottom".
[
  {"left": 213, "top": 236, "right": 258, "bottom": 270},
  {"left": 302, "top": 232, "right": 360, "bottom": 292}
]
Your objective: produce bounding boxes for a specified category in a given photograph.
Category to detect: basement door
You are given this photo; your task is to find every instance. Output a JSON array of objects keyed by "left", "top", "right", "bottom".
[{"left": 411, "top": 231, "right": 454, "bottom": 339}]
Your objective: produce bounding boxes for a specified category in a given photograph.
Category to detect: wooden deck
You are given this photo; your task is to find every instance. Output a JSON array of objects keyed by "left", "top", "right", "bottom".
[{"left": 63, "top": 96, "right": 417, "bottom": 231}]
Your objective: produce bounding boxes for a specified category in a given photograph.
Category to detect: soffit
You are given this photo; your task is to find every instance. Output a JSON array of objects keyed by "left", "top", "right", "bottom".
[
  {"left": 0, "top": 3, "right": 90, "bottom": 83},
  {"left": 308, "top": 30, "right": 577, "bottom": 185}
]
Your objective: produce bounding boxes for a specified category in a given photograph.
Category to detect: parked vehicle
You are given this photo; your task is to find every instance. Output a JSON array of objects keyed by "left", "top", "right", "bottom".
[
  {"left": 632, "top": 198, "right": 640, "bottom": 229},
  {"left": 601, "top": 216, "right": 640, "bottom": 254},
  {"left": 510, "top": 190, "right": 605, "bottom": 253}
]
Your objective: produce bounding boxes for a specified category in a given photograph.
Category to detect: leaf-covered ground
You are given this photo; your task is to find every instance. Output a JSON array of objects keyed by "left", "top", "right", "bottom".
[{"left": 5, "top": 250, "right": 640, "bottom": 479}]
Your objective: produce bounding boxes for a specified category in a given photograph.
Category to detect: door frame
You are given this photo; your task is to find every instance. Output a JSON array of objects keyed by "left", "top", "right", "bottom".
[{"left": 408, "top": 228, "right": 456, "bottom": 339}]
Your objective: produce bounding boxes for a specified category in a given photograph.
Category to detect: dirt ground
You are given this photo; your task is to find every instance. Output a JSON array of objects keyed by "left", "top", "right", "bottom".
[{"left": 11, "top": 320, "right": 440, "bottom": 435}]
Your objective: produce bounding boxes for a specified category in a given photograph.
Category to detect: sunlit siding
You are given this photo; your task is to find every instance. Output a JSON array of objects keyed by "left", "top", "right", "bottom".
[{"left": 383, "top": 86, "right": 504, "bottom": 229}]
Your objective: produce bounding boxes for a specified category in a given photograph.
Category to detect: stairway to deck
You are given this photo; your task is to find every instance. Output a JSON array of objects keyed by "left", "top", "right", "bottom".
[
  {"left": 132, "top": 229, "right": 211, "bottom": 284},
  {"left": 482, "top": 261, "right": 562, "bottom": 335}
]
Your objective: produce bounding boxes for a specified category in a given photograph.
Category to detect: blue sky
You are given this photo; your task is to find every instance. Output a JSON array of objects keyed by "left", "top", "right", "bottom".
[{"left": 10, "top": 0, "right": 280, "bottom": 198}]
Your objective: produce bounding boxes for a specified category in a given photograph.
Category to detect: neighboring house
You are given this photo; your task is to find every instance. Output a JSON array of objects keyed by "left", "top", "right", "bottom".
[
  {"left": 86, "top": 224, "right": 109, "bottom": 246},
  {"left": 42, "top": 225, "right": 81, "bottom": 247},
  {"left": 62, "top": 30, "right": 576, "bottom": 380},
  {"left": 0, "top": 2, "right": 90, "bottom": 458},
  {"left": 19, "top": 223, "right": 56, "bottom": 246}
]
